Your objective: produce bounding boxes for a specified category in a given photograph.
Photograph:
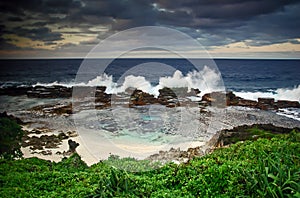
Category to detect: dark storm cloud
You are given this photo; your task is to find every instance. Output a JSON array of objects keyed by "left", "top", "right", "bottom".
[
  {"left": 0, "top": 0, "right": 81, "bottom": 14},
  {"left": 65, "top": 0, "right": 158, "bottom": 30},
  {"left": 10, "top": 27, "right": 63, "bottom": 41},
  {"left": 209, "top": 3, "right": 300, "bottom": 46},
  {"left": 81, "top": 0, "right": 155, "bottom": 20},
  {"left": 156, "top": 0, "right": 299, "bottom": 27},
  {"left": 155, "top": 0, "right": 300, "bottom": 47},
  {"left": 0, "top": 0, "right": 299, "bottom": 52}
]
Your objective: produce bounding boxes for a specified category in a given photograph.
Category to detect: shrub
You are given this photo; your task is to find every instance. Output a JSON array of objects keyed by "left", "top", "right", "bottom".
[{"left": 0, "top": 118, "right": 23, "bottom": 159}]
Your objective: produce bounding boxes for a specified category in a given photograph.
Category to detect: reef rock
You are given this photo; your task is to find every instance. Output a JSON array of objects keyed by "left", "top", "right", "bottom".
[
  {"left": 68, "top": 139, "right": 79, "bottom": 153},
  {"left": 27, "top": 85, "right": 72, "bottom": 98},
  {"left": 276, "top": 100, "right": 300, "bottom": 109}
]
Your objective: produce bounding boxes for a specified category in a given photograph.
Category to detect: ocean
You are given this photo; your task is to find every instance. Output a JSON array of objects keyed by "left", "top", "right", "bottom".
[{"left": 0, "top": 58, "right": 299, "bottom": 100}]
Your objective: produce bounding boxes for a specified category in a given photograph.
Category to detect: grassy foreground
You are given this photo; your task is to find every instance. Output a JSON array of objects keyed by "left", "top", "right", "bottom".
[{"left": 0, "top": 131, "right": 299, "bottom": 197}]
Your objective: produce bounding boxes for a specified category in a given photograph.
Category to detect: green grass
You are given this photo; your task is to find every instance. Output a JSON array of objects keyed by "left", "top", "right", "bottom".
[{"left": 0, "top": 130, "right": 299, "bottom": 197}]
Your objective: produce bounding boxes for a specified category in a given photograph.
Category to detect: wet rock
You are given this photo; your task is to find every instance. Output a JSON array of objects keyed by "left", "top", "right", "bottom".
[
  {"left": 202, "top": 91, "right": 299, "bottom": 111},
  {"left": 96, "top": 86, "right": 107, "bottom": 92},
  {"left": 158, "top": 87, "right": 177, "bottom": 99},
  {"left": 226, "top": 91, "right": 241, "bottom": 106},
  {"left": 238, "top": 99, "right": 258, "bottom": 108},
  {"left": 129, "top": 89, "right": 157, "bottom": 107},
  {"left": 95, "top": 86, "right": 111, "bottom": 103},
  {"left": 30, "top": 103, "right": 72, "bottom": 116},
  {"left": 276, "top": 100, "right": 300, "bottom": 108},
  {"left": 257, "top": 98, "right": 276, "bottom": 110},
  {"left": 258, "top": 97, "right": 275, "bottom": 105},
  {"left": 27, "top": 85, "right": 72, "bottom": 98},
  {"left": 72, "top": 86, "right": 94, "bottom": 98},
  {"left": 52, "top": 104, "right": 72, "bottom": 115},
  {"left": 158, "top": 87, "right": 180, "bottom": 107},
  {"left": 201, "top": 92, "right": 226, "bottom": 107},
  {"left": 0, "top": 86, "right": 31, "bottom": 96},
  {"left": 191, "top": 88, "right": 201, "bottom": 95}
]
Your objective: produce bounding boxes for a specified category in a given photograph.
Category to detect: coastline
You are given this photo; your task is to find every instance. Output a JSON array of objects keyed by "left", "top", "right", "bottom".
[{"left": 0, "top": 85, "right": 299, "bottom": 165}]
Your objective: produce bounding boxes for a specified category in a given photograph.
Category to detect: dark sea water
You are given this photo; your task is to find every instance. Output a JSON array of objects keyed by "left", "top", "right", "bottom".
[{"left": 0, "top": 58, "right": 299, "bottom": 102}]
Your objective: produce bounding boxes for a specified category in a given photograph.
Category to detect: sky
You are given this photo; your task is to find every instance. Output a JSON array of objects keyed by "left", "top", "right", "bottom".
[{"left": 0, "top": 0, "right": 300, "bottom": 59}]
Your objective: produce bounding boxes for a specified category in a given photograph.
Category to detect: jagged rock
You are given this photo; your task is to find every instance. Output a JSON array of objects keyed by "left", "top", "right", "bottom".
[
  {"left": 30, "top": 103, "right": 72, "bottom": 115},
  {"left": 96, "top": 86, "right": 107, "bottom": 92},
  {"left": 129, "top": 89, "right": 157, "bottom": 107},
  {"left": 257, "top": 98, "right": 276, "bottom": 110},
  {"left": 66, "top": 131, "right": 78, "bottom": 137},
  {"left": 95, "top": 86, "right": 111, "bottom": 103},
  {"left": 202, "top": 92, "right": 299, "bottom": 111},
  {"left": 29, "top": 145, "right": 43, "bottom": 150},
  {"left": 158, "top": 87, "right": 180, "bottom": 107},
  {"left": 258, "top": 98, "right": 275, "bottom": 105},
  {"left": 158, "top": 87, "right": 177, "bottom": 99},
  {"left": 201, "top": 92, "right": 226, "bottom": 107},
  {"left": 27, "top": 85, "right": 72, "bottom": 98},
  {"left": 237, "top": 99, "right": 258, "bottom": 108},
  {"left": 68, "top": 139, "right": 79, "bottom": 153},
  {"left": 58, "top": 132, "right": 68, "bottom": 140},
  {"left": 191, "top": 88, "right": 201, "bottom": 95},
  {"left": 226, "top": 91, "right": 241, "bottom": 106},
  {"left": 276, "top": 100, "right": 300, "bottom": 108},
  {"left": 212, "top": 124, "right": 299, "bottom": 147},
  {"left": 22, "top": 133, "right": 63, "bottom": 149},
  {"left": 147, "top": 146, "right": 204, "bottom": 164},
  {"left": 0, "top": 86, "right": 31, "bottom": 96}
]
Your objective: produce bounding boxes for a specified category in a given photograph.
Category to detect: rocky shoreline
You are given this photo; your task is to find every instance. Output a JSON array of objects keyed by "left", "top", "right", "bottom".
[
  {"left": 146, "top": 123, "right": 300, "bottom": 164},
  {"left": 0, "top": 85, "right": 299, "bottom": 164},
  {"left": 1, "top": 85, "right": 298, "bottom": 113}
]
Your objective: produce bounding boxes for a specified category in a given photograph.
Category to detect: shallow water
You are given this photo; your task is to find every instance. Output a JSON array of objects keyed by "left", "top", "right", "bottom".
[{"left": 1, "top": 95, "right": 300, "bottom": 160}]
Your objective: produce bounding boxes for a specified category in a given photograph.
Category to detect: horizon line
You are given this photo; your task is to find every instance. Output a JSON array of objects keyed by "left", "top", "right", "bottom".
[{"left": 1, "top": 57, "right": 300, "bottom": 60}]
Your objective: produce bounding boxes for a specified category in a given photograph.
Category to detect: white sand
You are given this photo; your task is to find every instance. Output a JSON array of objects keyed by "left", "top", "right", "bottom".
[{"left": 21, "top": 126, "right": 206, "bottom": 166}]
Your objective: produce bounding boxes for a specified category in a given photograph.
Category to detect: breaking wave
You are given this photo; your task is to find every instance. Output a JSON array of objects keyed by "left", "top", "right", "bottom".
[
  {"left": 234, "top": 85, "right": 300, "bottom": 102},
  {"left": 35, "top": 65, "right": 224, "bottom": 97}
]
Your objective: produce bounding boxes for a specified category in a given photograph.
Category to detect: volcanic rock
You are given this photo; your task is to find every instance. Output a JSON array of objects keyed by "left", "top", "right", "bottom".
[
  {"left": 129, "top": 89, "right": 157, "bottom": 106},
  {"left": 27, "top": 86, "right": 72, "bottom": 98},
  {"left": 0, "top": 86, "right": 31, "bottom": 96},
  {"left": 276, "top": 100, "right": 300, "bottom": 108},
  {"left": 201, "top": 92, "right": 226, "bottom": 107},
  {"left": 211, "top": 123, "right": 299, "bottom": 147},
  {"left": 158, "top": 87, "right": 180, "bottom": 107},
  {"left": 237, "top": 99, "right": 258, "bottom": 108},
  {"left": 257, "top": 98, "right": 276, "bottom": 110},
  {"left": 68, "top": 139, "right": 79, "bottom": 153}
]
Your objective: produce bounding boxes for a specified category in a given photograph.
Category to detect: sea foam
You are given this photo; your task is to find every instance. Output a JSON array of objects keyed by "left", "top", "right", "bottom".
[
  {"left": 234, "top": 85, "right": 300, "bottom": 102},
  {"left": 35, "top": 65, "right": 224, "bottom": 97}
]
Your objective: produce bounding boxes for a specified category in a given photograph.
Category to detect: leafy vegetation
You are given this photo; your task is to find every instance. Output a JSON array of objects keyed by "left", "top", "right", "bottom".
[
  {"left": 0, "top": 129, "right": 299, "bottom": 197},
  {"left": 0, "top": 117, "right": 24, "bottom": 159}
]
